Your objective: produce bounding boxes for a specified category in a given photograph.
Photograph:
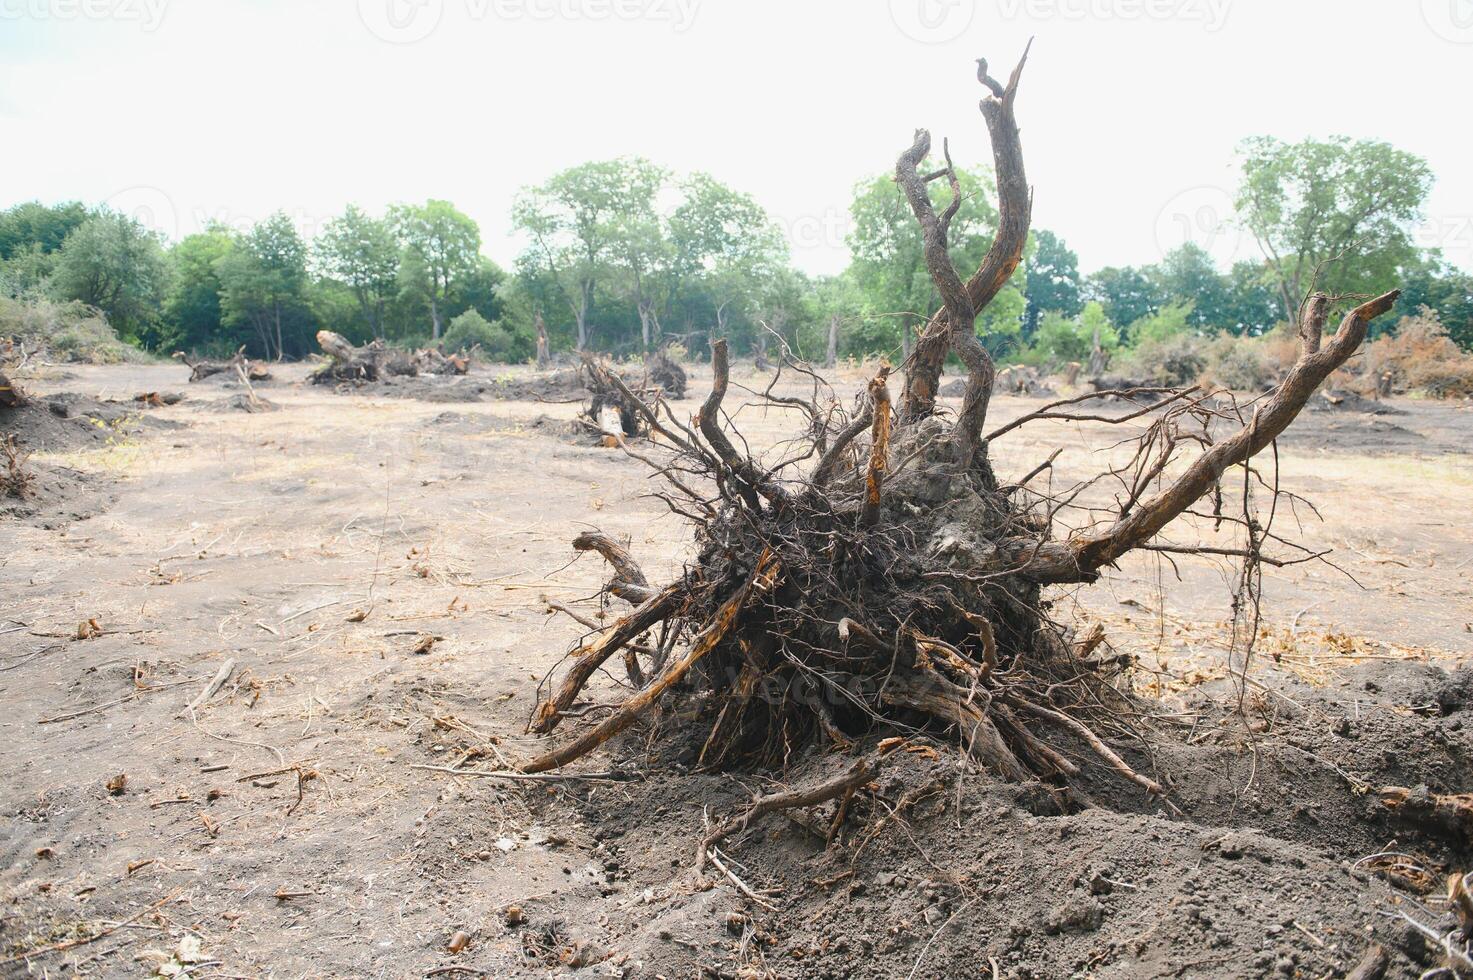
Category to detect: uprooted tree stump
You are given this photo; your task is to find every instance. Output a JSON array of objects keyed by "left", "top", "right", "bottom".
[
  {"left": 1, "top": 434, "right": 33, "bottom": 498},
  {"left": 173, "top": 347, "right": 273, "bottom": 383},
  {"left": 515, "top": 49, "right": 1401, "bottom": 819},
  {"left": 576, "top": 355, "right": 666, "bottom": 446},
  {"left": 644, "top": 348, "right": 688, "bottom": 399},
  {"left": 310, "top": 331, "right": 471, "bottom": 384}
]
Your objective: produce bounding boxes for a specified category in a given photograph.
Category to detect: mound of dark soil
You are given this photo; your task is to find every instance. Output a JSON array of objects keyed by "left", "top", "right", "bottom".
[
  {"left": 318, "top": 372, "right": 567, "bottom": 404},
  {"left": 1, "top": 392, "right": 184, "bottom": 453},
  {"left": 1278, "top": 416, "right": 1427, "bottom": 454},
  {"left": 421, "top": 410, "right": 612, "bottom": 448},
  {"left": 0, "top": 459, "right": 113, "bottom": 527},
  {"left": 938, "top": 379, "right": 968, "bottom": 397},
  {"left": 469, "top": 659, "right": 1473, "bottom": 980},
  {"left": 422, "top": 410, "right": 539, "bottom": 434},
  {"left": 327, "top": 364, "right": 688, "bottom": 406}
]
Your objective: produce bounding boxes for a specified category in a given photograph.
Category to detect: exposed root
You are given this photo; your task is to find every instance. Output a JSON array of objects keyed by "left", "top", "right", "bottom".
[
  {"left": 508, "top": 51, "right": 1403, "bottom": 819},
  {"left": 522, "top": 554, "right": 779, "bottom": 773},
  {"left": 696, "top": 754, "right": 880, "bottom": 870},
  {"left": 1380, "top": 785, "right": 1473, "bottom": 842}
]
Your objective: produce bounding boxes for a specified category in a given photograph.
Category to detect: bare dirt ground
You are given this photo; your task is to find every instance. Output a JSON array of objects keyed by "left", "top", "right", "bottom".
[{"left": 1, "top": 361, "right": 1470, "bottom": 978}]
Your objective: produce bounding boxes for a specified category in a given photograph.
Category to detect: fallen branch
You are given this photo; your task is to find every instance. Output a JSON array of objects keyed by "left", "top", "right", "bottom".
[
  {"left": 178, "top": 657, "right": 237, "bottom": 718},
  {"left": 522, "top": 553, "right": 779, "bottom": 773}
]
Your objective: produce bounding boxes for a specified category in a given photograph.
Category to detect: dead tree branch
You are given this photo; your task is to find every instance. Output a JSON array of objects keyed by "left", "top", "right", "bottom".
[
  {"left": 902, "top": 41, "right": 1033, "bottom": 424},
  {"left": 1015, "top": 290, "right": 1400, "bottom": 583}
]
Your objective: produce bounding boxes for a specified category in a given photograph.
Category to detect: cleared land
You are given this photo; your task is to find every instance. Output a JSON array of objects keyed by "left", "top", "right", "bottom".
[{"left": 1, "top": 361, "right": 1470, "bottom": 978}]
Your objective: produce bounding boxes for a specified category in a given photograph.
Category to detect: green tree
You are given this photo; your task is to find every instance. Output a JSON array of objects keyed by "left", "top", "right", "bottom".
[
  {"left": 0, "top": 201, "right": 88, "bottom": 261},
  {"left": 1394, "top": 257, "right": 1473, "bottom": 349},
  {"left": 1023, "top": 229, "right": 1082, "bottom": 338},
  {"left": 1220, "top": 261, "right": 1281, "bottom": 336},
  {"left": 163, "top": 225, "right": 234, "bottom": 353},
  {"left": 1031, "top": 301, "right": 1118, "bottom": 363},
  {"left": 513, "top": 159, "right": 664, "bottom": 351},
  {"left": 1085, "top": 266, "right": 1161, "bottom": 340},
  {"left": 668, "top": 173, "right": 786, "bottom": 345},
  {"left": 316, "top": 205, "right": 400, "bottom": 340},
  {"left": 846, "top": 165, "right": 1002, "bottom": 354},
  {"left": 609, "top": 203, "right": 670, "bottom": 351},
  {"left": 806, "top": 271, "right": 866, "bottom": 365},
  {"left": 0, "top": 201, "right": 90, "bottom": 296},
  {"left": 391, "top": 200, "right": 481, "bottom": 341},
  {"left": 1150, "top": 244, "right": 1231, "bottom": 331},
  {"left": 1235, "top": 135, "right": 1431, "bottom": 319},
  {"left": 1127, "top": 300, "right": 1196, "bottom": 345},
  {"left": 445, "top": 257, "right": 508, "bottom": 327},
  {"left": 49, "top": 210, "right": 168, "bottom": 345},
  {"left": 1, "top": 244, "right": 59, "bottom": 297},
  {"left": 217, "top": 212, "right": 310, "bottom": 360}
]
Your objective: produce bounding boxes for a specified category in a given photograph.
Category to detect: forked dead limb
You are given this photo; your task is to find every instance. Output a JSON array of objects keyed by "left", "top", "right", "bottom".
[
  {"left": 531, "top": 584, "right": 685, "bottom": 734},
  {"left": 1014, "top": 289, "right": 1401, "bottom": 584},
  {"left": 522, "top": 554, "right": 780, "bottom": 773},
  {"left": 572, "top": 531, "right": 656, "bottom": 604},
  {"left": 901, "top": 40, "right": 1032, "bottom": 424}
]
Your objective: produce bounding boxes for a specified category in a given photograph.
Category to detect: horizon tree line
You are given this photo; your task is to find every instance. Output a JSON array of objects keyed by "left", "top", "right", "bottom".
[{"left": 1, "top": 135, "right": 1469, "bottom": 364}]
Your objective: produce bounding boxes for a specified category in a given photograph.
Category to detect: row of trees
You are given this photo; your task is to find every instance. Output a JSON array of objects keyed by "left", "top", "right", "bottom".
[
  {"left": 2, "top": 135, "right": 1470, "bottom": 364},
  {"left": 0, "top": 199, "right": 508, "bottom": 360}
]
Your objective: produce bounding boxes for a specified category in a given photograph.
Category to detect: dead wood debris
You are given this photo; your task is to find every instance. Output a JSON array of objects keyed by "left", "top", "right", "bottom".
[
  {"left": 0, "top": 366, "right": 26, "bottom": 408},
  {"left": 1380, "top": 785, "right": 1473, "bottom": 842},
  {"left": 2, "top": 434, "right": 33, "bottom": 498},
  {"left": 173, "top": 346, "right": 272, "bottom": 383},
  {"left": 310, "top": 330, "right": 470, "bottom": 384},
  {"left": 513, "top": 50, "right": 1402, "bottom": 833}
]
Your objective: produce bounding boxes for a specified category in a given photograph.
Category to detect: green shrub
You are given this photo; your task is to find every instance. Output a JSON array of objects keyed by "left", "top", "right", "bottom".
[
  {"left": 1115, "top": 332, "right": 1209, "bottom": 386},
  {"left": 1028, "top": 302, "right": 1118, "bottom": 367},
  {"left": 1202, "top": 335, "right": 1277, "bottom": 391},
  {"left": 443, "top": 309, "right": 510, "bottom": 357},
  {"left": 1125, "top": 300, "right": 1194, "bottom": 346},
  {"left": 0, "top": 294, "right": 144, "bottom": 363}
]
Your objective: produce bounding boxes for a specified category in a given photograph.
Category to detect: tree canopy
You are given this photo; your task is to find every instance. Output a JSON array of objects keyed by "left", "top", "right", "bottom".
[
  {"left": 1, "top": 129, "right": 1468, "bottom": 363},
  {"left": 1236, "top": 135, "right": 1432, "bottom": 320}
]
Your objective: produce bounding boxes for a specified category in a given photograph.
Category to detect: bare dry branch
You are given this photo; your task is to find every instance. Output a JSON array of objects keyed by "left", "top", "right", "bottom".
[{"left": 1015, "top": 290, "right": 1400, "bottom": 583}]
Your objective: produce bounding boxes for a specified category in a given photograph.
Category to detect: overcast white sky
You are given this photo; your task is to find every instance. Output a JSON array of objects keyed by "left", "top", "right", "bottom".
[{"left": 2, "top": 0, "right": 1470, "bottom": 278}]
